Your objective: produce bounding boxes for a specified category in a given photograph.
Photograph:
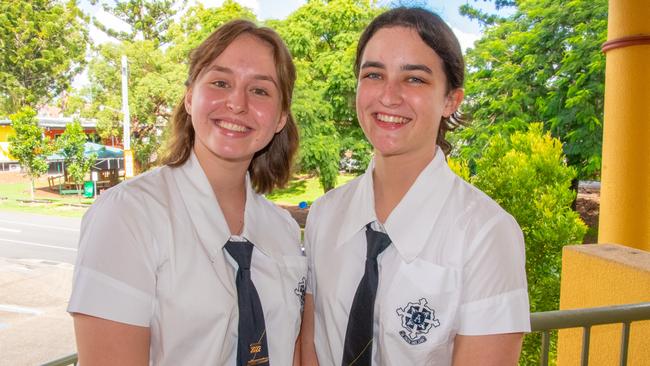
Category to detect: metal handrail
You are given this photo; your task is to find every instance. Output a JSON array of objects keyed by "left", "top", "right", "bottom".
[
  {"left": 530, "top": 302, "right": 650, "bottom": 366},
  {"left": 40, "top": 353, "right": 77, "bottom": 366},
  {"left": 41, "top": 302, "right": 650, "bottom": 366}
]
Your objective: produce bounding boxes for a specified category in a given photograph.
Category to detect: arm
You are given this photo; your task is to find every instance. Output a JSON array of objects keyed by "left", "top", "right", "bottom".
[
  {"left": 300, "top": 294, "right": 319, "bottom": 366},
  {"left": 293, "top": 337, "right": 301, "bottom": 366},
  {"left": 73, "top": 313, "right": 150, "bottom": 366},
  {"left": 451, "top": 333, "right": 524, "bottom": 366}
]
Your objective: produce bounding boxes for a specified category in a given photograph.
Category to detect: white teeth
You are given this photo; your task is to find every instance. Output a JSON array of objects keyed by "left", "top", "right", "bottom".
[
  {"left": 376, "top": 113, "right": 409, "bottom": 124},
  {"left": 218, "top": 121, "right": 248, "bottom": 132}
]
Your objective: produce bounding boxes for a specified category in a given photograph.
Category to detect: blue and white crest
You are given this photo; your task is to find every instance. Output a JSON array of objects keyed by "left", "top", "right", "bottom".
[
  {"left": 396, "top": 298, "right": 440, "bottom": 345},
  {"left": 294, "top": 277, "right": 306, "bottom": 311}
]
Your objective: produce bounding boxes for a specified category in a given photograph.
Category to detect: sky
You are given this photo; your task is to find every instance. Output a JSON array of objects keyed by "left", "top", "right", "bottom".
[{"left": 75, "top": 0, "right": 504, "bottom": 88}]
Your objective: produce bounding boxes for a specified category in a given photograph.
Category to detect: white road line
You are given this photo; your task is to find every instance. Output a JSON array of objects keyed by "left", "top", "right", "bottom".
[
  {"left": 0, "top": 227, "right": 21, "bottom": 233},
  {"left": 0, "top": 238, "right": 77, "bottom": 252},
  {"left": 0, "top": 219, "right": 79, "bottom": 232},
  {"left": 0, "top": 304, "right": 44, "bottom": 315}
]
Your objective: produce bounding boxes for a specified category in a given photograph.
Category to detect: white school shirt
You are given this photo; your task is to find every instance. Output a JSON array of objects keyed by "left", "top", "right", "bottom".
[
  {"left": 68, "top": 151, "right": 307, "bottom": 365},
  {"left": 305, "top": 148, "right": 530, "bottom": 365}
]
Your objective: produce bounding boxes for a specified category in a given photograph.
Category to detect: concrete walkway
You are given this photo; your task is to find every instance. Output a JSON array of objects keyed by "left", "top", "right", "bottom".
[{"left": 0, "top": 257, "right": 75, "bottom": 365}]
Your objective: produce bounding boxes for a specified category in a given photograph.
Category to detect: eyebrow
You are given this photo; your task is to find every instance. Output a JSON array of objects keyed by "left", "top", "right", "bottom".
[
  {"left": 205, "top": 65, "right": 278, "bottom": 87},
  {"left": 360, "top": 61, "right": 432, "bottom": 74}
]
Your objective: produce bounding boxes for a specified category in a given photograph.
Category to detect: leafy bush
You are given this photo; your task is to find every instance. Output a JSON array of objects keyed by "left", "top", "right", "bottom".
[{"left": 466, "top": 123, "right": 587, "bottom": 364}]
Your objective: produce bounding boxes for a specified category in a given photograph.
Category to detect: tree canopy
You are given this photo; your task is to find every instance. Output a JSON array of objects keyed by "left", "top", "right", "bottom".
[
  {"left": 455, "top": 0, "right": 607, "bottom": 179},
  {"left": 0, "top": 0, "right": 89, "bottom": 113},
  {"left": 7, "top": 107, "right": 52, "bottom": 199}
]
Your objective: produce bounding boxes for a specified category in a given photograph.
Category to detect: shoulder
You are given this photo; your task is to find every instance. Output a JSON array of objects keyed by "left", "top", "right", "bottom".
[
  {"left": 83, "top": 166, "right": 175, "bottom": 230},
  {"left": 252, "top": 193, "right": 301, "bottom": 244},
  {"left": 451, "top": 175, "right": 518, "bottom": 229},
  {"left": 308, "top": 175, "right": 363, "bottom": 222}
]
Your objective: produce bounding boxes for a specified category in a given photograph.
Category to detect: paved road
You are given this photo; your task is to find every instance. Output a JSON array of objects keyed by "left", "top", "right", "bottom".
[
  {"left": 0, "top": 211, "right": 80, "bottom": 264},
  {"left": 0, "top": 211, "right": 80, "bottom": 364}
]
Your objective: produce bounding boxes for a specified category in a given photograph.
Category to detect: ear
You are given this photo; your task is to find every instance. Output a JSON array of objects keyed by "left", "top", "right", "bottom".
[
  {"left": 442, "top": 88, "right": 464, "bottom": 118},
  {"left": 184, "top": 88, "right": 193, "bottom": 115},
  {"left": 275, "top": 112, "right": 288, "bottom": 133}
]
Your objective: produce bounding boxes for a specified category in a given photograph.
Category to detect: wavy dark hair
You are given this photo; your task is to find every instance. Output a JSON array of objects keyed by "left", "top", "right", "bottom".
[
  {"left": 161, "top": 20, "right": 298, "bottom": 194},
  {"left": 355, "top": 7, "right": 467, "bottom": 155}
]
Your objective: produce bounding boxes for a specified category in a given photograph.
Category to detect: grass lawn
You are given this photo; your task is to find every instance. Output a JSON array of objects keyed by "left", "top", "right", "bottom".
[
  {"left": 0, "top": 179, "right": 93, "bottom": 218},
  {"left": 0, "top": 172, "right": 359, "bottom": 217},
  {"left": 266, "top": 173, "right": 357, "bottom": 206}
]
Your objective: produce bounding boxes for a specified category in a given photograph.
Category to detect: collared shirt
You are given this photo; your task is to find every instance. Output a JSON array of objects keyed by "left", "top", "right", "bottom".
[
  {"left": 68, "top": 151, "right": 306, "bottom": 365},
  {"left": 305, "top": 148, "right": 530, "bottom": 365}
]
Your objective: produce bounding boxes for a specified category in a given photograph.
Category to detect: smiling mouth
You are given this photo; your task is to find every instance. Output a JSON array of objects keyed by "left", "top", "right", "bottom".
[
  {"left": 375, "top": 112, "right": 411, "bottom": 124},
  {"left": 216, "top": 120, "right": 250, "bottom": 133}
]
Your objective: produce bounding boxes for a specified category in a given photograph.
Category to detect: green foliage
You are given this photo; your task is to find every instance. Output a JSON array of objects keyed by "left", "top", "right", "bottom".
[
  {"left": 57, "top": 120, "right": 96, "bottom": 198},
  {"left": 89, "top": 0, "right": 186, "bottom": 45},
  {"left": 469, "top": 123, "right": 587, "bottom": 365},
  {"left": 166, "top": 0, "right": 256, "bottom": 63},
  {"left": 7, "top": 107, "right": 52, "bottom": 199},
  {"left": 0, "top": 0, "right": 89, "bottom": 112},
  {"left": 275, "top": 0, "right": 382, "bottom": 191},
  {"left": 456, "top": 0, "right": 607, "bottom": 179}
]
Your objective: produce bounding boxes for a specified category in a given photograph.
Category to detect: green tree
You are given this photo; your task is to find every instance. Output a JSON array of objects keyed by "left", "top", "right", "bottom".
[
  {"left": 470, "top": 123, "right": 587, "bottom": 365},
  {"left": 7, "top": 107, "right": 52, "bottom": 200},
  {"left": 0, "top": 0, "right": 89, "bottom": 112},
  {"left": 455, "top": 0, "right": 607, "bottom": 180},
  {"left": 57, "top": 120, "right": 95, "bottom": 199},
  {"left": 89, "top": 0, "right": 187, "bottom": 46},
  {"left": 274, "top": 0, "right": 382, "bottom": 191},
  {"left": 166, "top": 0, "right": 256, "bottom": 63}
]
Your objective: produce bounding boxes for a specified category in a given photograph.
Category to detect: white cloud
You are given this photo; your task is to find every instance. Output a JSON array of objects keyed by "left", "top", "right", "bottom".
[{"left": 451, "top": 26, "right": 481, "bottom": 54}]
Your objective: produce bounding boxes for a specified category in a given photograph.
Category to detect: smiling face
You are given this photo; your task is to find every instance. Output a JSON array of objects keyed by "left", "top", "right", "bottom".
[
  {"left": 185, "top": 33, "right": 287, "bottom": 165},
  {"left": 356, "top": 26, "right": 463, "bottom": 163}
]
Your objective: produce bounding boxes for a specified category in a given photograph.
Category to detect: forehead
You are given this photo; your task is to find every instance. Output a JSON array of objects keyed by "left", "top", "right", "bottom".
[
  {"left": 206, "top": 33, "right": 278, "bottom": 77},
  {"left": 362, "top": 26, "right": 442, "bottom": 68}
]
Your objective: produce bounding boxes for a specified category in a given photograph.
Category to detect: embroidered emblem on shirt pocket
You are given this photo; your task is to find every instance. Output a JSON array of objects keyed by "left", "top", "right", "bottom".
[
  {"left": 396, "top": 298, "right": 440, "bottom": 345},
  {"left": 294, "top": 276, "right": 306, "bottom": 311}
]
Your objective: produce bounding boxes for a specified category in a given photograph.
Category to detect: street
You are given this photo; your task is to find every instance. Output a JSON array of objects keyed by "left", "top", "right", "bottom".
[
  {"left": 0, "top": 211, "right": 80, "bottom": 264},
  {"left": 0, "top": 211, "right": 80, "bottom": 365}
]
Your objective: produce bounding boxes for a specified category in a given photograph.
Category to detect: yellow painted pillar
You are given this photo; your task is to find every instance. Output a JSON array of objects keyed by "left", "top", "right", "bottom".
[{"left": 599, "top": 0, "right": 650, "bottom": 251}]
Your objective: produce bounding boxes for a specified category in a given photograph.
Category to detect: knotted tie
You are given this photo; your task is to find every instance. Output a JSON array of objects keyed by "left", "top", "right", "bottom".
[
  {"left": 341, "top": 223, "right": 392, "bottom": 366},
  {"left": 225, "top": 240, "right": 270, "bottom": 366}
]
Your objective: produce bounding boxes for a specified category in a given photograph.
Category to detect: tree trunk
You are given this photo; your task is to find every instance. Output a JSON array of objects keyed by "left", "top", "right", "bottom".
[{"left": 30, "top": 178, "right": 35, "bottom": 201}]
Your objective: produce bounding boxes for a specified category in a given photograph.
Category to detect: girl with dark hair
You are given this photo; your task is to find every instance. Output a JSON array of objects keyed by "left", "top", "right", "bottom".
[
  {"left": 302, "top": 7, "right": 529, "bottom": 366},
  {"left": 69, "top": 20, "right": 305, "bottom": 365}
]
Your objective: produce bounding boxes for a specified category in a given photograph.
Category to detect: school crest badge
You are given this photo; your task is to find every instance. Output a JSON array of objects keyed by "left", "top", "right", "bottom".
[
  {"left": 396, "top": 298, "right": 440, "bottom": 345},
  {"left": 294, "top": 277, "right": 306, "bottom": 311}
]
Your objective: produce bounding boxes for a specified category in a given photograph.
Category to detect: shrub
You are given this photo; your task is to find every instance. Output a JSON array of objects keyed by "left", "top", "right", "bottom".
[{"left": 469, "top": 123, "right": 587, "bottom": 364}]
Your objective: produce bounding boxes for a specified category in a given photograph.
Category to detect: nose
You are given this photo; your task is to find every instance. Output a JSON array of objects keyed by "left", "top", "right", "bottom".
[
  {"left": 379, "top": 79, "right": 402, "bottom": 107},
  {"left": 226, "top": 86, "right": 247, "bottom": 114}
]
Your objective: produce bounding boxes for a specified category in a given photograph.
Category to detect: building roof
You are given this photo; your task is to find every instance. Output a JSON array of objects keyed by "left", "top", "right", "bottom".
[{"left": 0, "top": 116, "right": 97, "bottom": 128}]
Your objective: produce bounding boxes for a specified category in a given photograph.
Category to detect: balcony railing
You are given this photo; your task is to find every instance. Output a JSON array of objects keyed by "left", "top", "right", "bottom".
[
  {"left": 530, "top": 302, "right": 650, "bottom": 366},
  {"left": 40, "top": 302, "right": 650, "bottom": 366}
]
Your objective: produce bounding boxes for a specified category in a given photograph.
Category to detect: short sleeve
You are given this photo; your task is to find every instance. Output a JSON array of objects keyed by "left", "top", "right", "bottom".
[
  {"left": 457, "top": 213, "right": 530, "bottom": 335},
  {"left": 67, "top": 187, "right": 159, "bottom": 327}
]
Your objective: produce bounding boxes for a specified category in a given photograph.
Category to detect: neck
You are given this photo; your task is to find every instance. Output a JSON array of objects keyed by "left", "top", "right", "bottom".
[
  {"left": 193, "top": 145, "right": 250, "bottom": 235},
  {"left": 372, "top": 149, "right": 436, "bottom": 223}
]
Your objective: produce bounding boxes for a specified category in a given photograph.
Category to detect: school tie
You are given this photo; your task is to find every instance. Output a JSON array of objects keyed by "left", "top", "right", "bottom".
[
  {"left": 225, "top": 240, "right": 270, "bottom": 366},
  {"left": 341, "top": 223, "right": 392, "bottom": 366}
]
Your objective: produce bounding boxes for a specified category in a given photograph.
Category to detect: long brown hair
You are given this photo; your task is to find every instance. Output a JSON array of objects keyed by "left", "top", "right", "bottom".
[
  {"left": 161, "top": 19, "right": 298, "bottom": 194},
  {"left": 355, "top": 7, "right": 467, "bottom": 155}
]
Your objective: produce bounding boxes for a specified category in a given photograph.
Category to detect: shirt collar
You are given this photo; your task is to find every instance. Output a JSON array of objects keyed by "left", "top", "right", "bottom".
[
  {"left": 173, "top": 151, "right": 274, "bottom": 261},
  {"left": 336, "top": 147, "right": 456, "bottom": 263},
  {"left": 335, "top": 158, "right": 378, "bottom": 250}
]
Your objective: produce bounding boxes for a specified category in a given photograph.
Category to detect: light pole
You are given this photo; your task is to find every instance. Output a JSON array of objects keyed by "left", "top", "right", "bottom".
[{"left": 121, "top": 55, "right": 134, "bottom": 178}]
